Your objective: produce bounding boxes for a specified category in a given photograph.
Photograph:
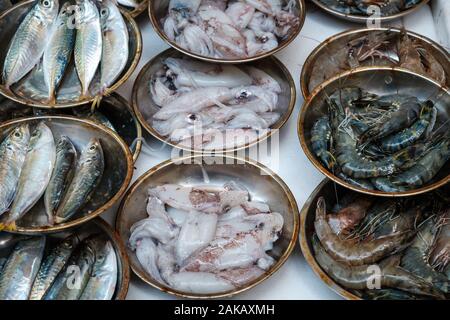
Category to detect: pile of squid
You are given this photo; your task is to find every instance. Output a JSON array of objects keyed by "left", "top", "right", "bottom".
[
  {"left": 310, "top": 87, "right": 449, "bottom": 192},
  {"left": 150, "top": 57, "right": 282, "bottom": 150},
  {"left": 162, "top": 0, "right": 300, "bottom": 59},
  {"left": 2, "top": 0, "right": 130, "bottom": 103},
  {"left": 318, "top": 0, "right": 422, "bottom": 17},
  {"left": 309, "top": 31, "right": 447, "bottom": 93},
  {"left": 0, "top": 233, "right": 117, "bottom": 300},
  {"left": 0, "top": 122, "right": 105, "bottom": 228},
  {"left": 312, "top": 192, "right": 449, "bottom": 300},
  {"left": 129, "top": 183, "right": 284, "bottom": 294}
]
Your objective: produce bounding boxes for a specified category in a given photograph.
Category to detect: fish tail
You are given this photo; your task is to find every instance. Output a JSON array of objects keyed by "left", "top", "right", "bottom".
[
  {"left": 0, "top": 221, "right": 17, "bottom": 232},
  {"left": 47, "top": 92, "right": 57, "bottom": 106}
]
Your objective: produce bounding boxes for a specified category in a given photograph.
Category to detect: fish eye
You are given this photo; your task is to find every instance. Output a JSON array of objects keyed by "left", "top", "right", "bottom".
[
  {"left": 14, "top": 131, "right": 21, "bottom": 138},
  {"left": 101, "top": 8, "right": 108, "bottom": 16},
  {"left": 41, "top": 0, "right": 51, "bottom": 7},
  {"left": 89, "top": 145, "right": 96, "bottom": 151}
]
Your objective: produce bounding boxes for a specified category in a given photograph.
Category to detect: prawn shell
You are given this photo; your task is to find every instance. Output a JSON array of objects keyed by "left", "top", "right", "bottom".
[
  {"left": 149, "top": 0, "right": 305, "bottom": 63},
  {"left": 132, "top": 48, "right": 296, "bottom": 153},
  {"left": 115, "top": 154, "right": 299, "bottom": 299},
  {"left": 0, "top": 0, "right": 142, "bottom": 108},
  {"left": 298, "top": 67, "right": 450, "bottom": 197},
  {"left": 310, "top": 0, "right": 430, "bottom": 24},
  {"left": 301, "top": 27, "right": 450, "bottom": 98}
]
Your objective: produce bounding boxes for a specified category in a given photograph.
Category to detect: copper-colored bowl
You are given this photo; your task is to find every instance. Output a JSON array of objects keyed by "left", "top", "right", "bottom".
[
  {"left": 132, "top": 48, "right": 296, "bottom": 153},
  {"left": 0, "top": 0, "right": 142, "bottom": 108},
  {"left": 300, "top": 178, "right": 360, "bottom": 300},
  {"left": 148, "top": 0, "right": 306, "bottom": 64},
  {"left": 300, "top": 27, "right": 450, "bottom": 99},
  {"left": 0, "top": 217, "right": 130, "bottom": 300},
  {"left": 0, "top": 93, "right": 142, "bottom": 162},
  {"left": 311, "top": 0, "right": 430, "bottom": 24},
  {"left": 0, "top": 116, "right": 134, "bottom": 234},
  {"left": 298, "top": 67, "right": 450, "bottom": 197},
  {"left": 115, "top": 155, "right": 300, "bottom": 299}
]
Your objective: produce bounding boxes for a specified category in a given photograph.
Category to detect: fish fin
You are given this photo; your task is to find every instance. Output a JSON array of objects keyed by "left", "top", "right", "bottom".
[{"left": 0, "top": 221, "right": 17, "bottom": 232}]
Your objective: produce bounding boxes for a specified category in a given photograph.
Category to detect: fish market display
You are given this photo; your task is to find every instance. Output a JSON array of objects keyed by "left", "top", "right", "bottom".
[
  {"left": 129, "top": 183, "right": 284, "bottom": 294},
  {"left": 309, "top": 87, "right": 449, "bottom": 192},
  {"left": 0, "top": 122, "right": 104, "bottom": 229},
  {"left": 149, "top": 56, "right": 283, "bottom": 150},
  {"left": 308, "top": 31, "right": 447, "bottom": 94},
  {"left": 0, "top": 232, "right": 118, "bottom": 300},
  {"left": 317, "top": 0, "right": 423, "bottom": 17},
  {"left": 160, "top": 0, "right": 300, "bottom": 59},
  {"left": 311, "top": 192, "right": 449, "bottom": 300},
  {"left": 1, "top": 0, "right": 132, "bottom": 104}
]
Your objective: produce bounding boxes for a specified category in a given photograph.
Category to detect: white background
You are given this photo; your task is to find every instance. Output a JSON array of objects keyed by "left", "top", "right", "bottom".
[{"left": 101, "top": 2, "right": 446, "bottom": 300}]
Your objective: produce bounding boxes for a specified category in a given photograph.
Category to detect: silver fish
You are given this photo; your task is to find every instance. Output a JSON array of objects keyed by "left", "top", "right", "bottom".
[
  {"left": 1, "top": 122, "right": 56, "bottom": 226},
  {"left": 29, "top": 234, "right": 80, "bottom": 300},
  {"left": 80, "top": 240, "right": 117, "bottom": 300},
  {"left": 74, "top": 0, "right": 102, "bottom": 98},
  {"left": 55, "top": 138, "right": 104, "bottom": 224},
  {"left": 0, "top": 124, "right": 30, "bottom": 216},
  {"left": 117, "top": 0, "right": 142, "bottom": 9},
  {"left": 44, "top": 136, "right": 77, "bottom": 226},
  {"left": 43, "top": 2, "right": 76, "bottom": 104},
  {"left": 73, "top": 108, "right": 116, "bottom": 131},
  {"left": 0, "top": 236, "right": 46, "bottom": 300},
  {"left": 43, "top": 235, "right": 101, "bottom": 300},
  {"left": 2, "top": 0, "right": 58, "bottom": 89},
  {"left": 98, "top": 0, "right": 129, "bottom": 95}
]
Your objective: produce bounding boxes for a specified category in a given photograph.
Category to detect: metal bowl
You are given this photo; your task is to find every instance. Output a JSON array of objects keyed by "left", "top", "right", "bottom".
[
  {"left": 0, "top": 93, "right": 142, "bottom": 162},
  {"left": 311, "top": 0, "right": 430, "bottom": 24},
  {"left": 298, "top": 66, "right": 450, "bottom": 197},
  {"left": 148, "top": 0, "right": 305, "bottom": 63},
  {"left": 119, "top": 0, "right": 148, "bottom": 18},
  {"left": 0, "top": 116, "right": 134, "bottom": 234},
  {"left": 132, "top": 48, "right": 296, "bottom": 153},
  {"left": 300, "top": 27, "right": 450, "bottom": 99},
  {"left": 115, "top": 155, "right": 300, "bottom": 299},
  {"left": 0, "top": 217, "right": 130, "bottom": 300},
  {"left": 0, "top": 0, "right": 142, "bottom": 108}
]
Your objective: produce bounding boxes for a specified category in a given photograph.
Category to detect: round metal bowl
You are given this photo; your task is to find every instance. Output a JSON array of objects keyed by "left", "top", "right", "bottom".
[
  {"left": 132, "top": 48, "right": 296, "bottom": 153},
  {"left": 0, "top": 93, "right": 142, "bottom": 162},
  {"left": 0, "top": 0, "right": 142, "bottom": 108},
  {"left": 148, "top": 0, "right": 306, "bottom": 63},
  {"left": 0, "top": 217, "right": 130, "bottom": 300},
  {"left": 115, "top": 155, "right": 300, "bottom": 299},
  {"left": 0, "top": 116, "right": 134, "bottom": 234},
  {"left": 311, "top": 0, "right": 430, "bottom": 24},
  {"left": 298, "top": 66, "right": 450, "bottom": 197},
  {"left": 300, "top": 27, "right": 450, "bottom": 99},
  {"left": 119, "top": 0, "right": 148, "bottom": 18}
]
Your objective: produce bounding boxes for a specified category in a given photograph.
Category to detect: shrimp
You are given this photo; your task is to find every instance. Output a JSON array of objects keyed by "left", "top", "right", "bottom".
[
  {"left": 356, "top": 0, "right": 404, "bottom": 16},
  {"left": 372, "top": 138, "right": 450, "bottom": 191},
  {"left": 379, "top": 101, "right": 437, "bottom": 153},
  {"left": 401, "top": 215, "right": 449, "bottom": 294},
  {"left": 429, "top": 209, "right": 450, "bottom": 275},
  {"left": 312, "top": 236, "right": 446, "bottom": 299},
  {"left": 314, "top": 197, "right": 416, "bottom": 266},
  {"left": 327, "top": 196, "right": 373, "bottom": 236},
  {"left": 311, "top": 116, "right": 335, "bottom": 170}
]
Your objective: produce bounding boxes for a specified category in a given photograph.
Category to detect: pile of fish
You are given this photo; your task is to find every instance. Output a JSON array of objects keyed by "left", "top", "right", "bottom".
[
  {"left": 150, "top": 57, "right": 282, "bottom": 150},
  {"left": 309, "top": 31, "right": 447, "bottom": 93},
  {"left": 310, "top": 87, "right": 449, "bottom": 192},
  {"left": 312, "top": 192, "right": 449, "bottom": 299},
  {"left": 318, "top": 0, "right": 422, "bottom": 17},
  {"left": 162, "top": 0, "right": 300, "bottom": 59},
  {"left": 1, "top": 0, "right": 130, "bottom": 103},
  {"left": 0, "top": 233, "right": 117, "bottom": 300},
  {"left": 129, "top": 183, "right": 284, "bottom": 294},
  {"left": 0, "top": 122, "right": 104, "bottom": 228}
]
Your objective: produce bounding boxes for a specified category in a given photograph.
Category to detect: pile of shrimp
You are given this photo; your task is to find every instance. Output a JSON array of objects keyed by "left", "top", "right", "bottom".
[
  {"left": 318, "top": 0, "right": 422, "bottom": 17},
  {"left": 150, "top": 56, "right": 282, "bottom": 150},
  {"left": 162, "top": 0, "right": 300, "bottom": 59},
  {"left": 312, "top": 192, "right": 449, "bottom": 300},
  {"left": 309, "top": 31, "right": 447, "bottom": 93},
  {"left": 129, "top": 182, "right": 284, "bottom": 294},
  {"left": 310, "top": 86, "right": 449, "bottom": 192}
]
